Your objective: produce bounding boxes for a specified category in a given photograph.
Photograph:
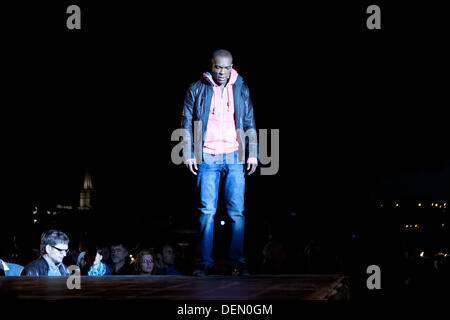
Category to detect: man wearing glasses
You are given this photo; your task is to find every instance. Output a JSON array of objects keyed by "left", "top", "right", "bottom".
[{"left": 21, "top": 230, "right": 70, "bottom": 276}]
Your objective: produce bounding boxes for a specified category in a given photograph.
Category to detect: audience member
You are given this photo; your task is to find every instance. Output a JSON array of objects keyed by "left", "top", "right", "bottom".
[
  {"left": 261, "top": 239, "right": 288, "bottom": 274},
  {"left": 21, "top": 230, "right": 70, "bottom": 276},
  {"left": 111, "top": 242, "right": 133, "bottom": 275},
  {"left": 0, "top": 258, "right": 23, "bottom": 276},
  {"left": 134, "top": 249, "right": 158, "bottom": 275},
  {"left": 157, "top": 244, "right": 182, "bottom": 275},
  {"left": 79, "top": 244, "right": 113, "bottom": 276},
  {"left": 304, "top": 239, "right": 322, "bottom": 273},
  {"left": 98, "top": 245, "right": 113, "bottom": 266}
]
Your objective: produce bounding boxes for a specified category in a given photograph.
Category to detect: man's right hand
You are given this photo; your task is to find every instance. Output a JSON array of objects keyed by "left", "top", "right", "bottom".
[{"left": 184, "top": 158, "right": 198, "bottom": 175}]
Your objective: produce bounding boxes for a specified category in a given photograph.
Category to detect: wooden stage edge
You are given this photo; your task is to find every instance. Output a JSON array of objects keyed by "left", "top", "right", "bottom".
[{"left": 0, "top": 274, "right": 350, "bottom": 301}]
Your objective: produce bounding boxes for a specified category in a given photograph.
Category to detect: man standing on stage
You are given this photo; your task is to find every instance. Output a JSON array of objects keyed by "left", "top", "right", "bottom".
[{"left": 181, "top": 49, "right": 258, "bottom": 276}]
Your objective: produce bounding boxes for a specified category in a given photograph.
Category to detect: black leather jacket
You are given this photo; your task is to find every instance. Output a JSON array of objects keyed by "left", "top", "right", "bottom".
[
  {"left": 181, "top": 73, "right": 258, "bottom": 162},
  {"left": 21, "top": 256, "right": 69, "bottom": 276}
]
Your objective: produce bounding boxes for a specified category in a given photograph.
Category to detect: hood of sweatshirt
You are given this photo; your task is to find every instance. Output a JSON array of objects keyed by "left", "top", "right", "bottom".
[
  {"left": 203, "top": 68, "right": 239, "bottom": 87},
  {"left": 203, "top": 69, "right": 239, "bottom": 114}
]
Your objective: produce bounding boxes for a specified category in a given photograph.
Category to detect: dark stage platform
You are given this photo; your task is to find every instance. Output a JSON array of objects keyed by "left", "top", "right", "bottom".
[{"left": 0, "top": 274, "right": 349, "bottom": 301}]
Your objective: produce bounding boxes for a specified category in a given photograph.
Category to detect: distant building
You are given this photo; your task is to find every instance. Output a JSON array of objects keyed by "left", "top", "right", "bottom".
[
  {"left": 31, "top": 169, "right": 95, "bottom": 226},
  {"left": 79, "top": 169, "right": 94, "bottom": 210}
]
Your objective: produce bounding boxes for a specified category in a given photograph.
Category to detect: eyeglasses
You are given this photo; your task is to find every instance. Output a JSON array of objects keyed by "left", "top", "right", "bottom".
[
  {"left": 142, "top": 259, "right": 154, "bottom": 264},
  {"left": 51, "top": 245, "right": 69, "bottom": 253}
]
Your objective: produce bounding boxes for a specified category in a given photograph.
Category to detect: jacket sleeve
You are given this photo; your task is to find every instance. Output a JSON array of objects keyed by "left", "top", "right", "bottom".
[
  {"left": 20, "top": 258, "right": 47, "bottom": 276},
  {"left": 242, "top": 85, "right": 258, "bottom": 160},
  {"left": 181, "top": 83, "right": 197, "bottom": 162},
  {"left": 20, "top": 264, "right": 37, "bottom": 276}
]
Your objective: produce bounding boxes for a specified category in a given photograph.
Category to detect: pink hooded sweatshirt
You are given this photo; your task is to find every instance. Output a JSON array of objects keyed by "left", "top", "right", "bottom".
[
  {"left": 202, "top": 69, "right": 257, "bottom": 164},
  {"left": 186, "top": 69, "right": 258, "bottom": 164},
  {"left": 202, "top": 69, "right": 239, "bottom": 155}
]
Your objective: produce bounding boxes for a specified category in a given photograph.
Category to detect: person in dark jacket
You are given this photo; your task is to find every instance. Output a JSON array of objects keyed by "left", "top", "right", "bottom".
[
  {"left": 181, "top": 49, "right": 257, "bottom": 276},
  {"left": 21, "top": 230, "right": 70, "bottom": 276},
  {"left": 110, "top": 242, "right": 133, "bottom": 275},
  {"left": 156, "top": 244, "right": 182, "bottom": 275}
]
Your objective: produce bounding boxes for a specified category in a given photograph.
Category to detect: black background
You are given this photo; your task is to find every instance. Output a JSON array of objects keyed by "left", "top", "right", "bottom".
[
  {"left": 2, "top": 1, "right": 449, "bottom": 240},
  {"left": 1, "top": 2, "right": 449, "bottom": 310}
]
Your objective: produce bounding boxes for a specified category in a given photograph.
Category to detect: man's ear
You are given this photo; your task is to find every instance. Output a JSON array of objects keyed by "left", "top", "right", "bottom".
[{"left": 45, "top": 244, "right": 51, "bottom": 254}]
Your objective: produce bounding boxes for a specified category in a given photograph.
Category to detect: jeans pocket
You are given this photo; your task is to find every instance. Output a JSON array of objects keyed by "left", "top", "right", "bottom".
[{"left": 202, "top": 152, "right": 215, "bottom": 165}]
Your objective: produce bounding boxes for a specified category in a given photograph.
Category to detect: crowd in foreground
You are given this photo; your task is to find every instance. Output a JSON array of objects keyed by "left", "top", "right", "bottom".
[
  {"left": 1, "top": 228, "right": 449, "bottom": 301},
  {"left": 0, "top": 230, "right": 183, "bottom": 277}
]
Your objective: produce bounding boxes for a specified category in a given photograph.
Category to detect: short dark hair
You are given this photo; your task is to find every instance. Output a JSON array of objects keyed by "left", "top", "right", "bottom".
[
  {"left": 111, "top": 242, "right": 128, "bottom": 252},
  {"left": 40, "top": 230, "right": 69, "bottom": 254},
  {"left": 212, "top": 49, "right": 233, "bottom": 62},
  {"left": 84, "top": 244, "right": 101, "bottom": 266}
]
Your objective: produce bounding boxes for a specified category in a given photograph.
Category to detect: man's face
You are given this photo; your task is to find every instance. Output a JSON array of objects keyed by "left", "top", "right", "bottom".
[
  {"left": 111, "top": 245, "right": 127, "bottom": 264},
  {"left": 46, "top": 243, "right": 68, "bottom": 265},
  {"left": 212, "top": 56, "right": 233, "bottom": 86},
  {"left": 162, "top": 245, "right": 175, "bottom": 265}
]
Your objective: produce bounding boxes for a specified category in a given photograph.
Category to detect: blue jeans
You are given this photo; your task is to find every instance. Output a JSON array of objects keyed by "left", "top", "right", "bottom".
[{"left": 196, "top": 151, "right": 246, "bottom": 269}]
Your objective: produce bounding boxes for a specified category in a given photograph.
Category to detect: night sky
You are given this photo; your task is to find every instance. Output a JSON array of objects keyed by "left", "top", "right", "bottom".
[{"left": 3, "top": 2, "right": 449, "bottom": 229}]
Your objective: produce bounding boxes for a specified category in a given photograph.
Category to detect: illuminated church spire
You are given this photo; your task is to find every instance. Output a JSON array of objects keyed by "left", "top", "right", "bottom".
[
  {"left": 79, "top": 169, "right": 94, "bottom": 210},
  {"left": 83, "top": 170, "right": 93, "bottom": 190}
]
